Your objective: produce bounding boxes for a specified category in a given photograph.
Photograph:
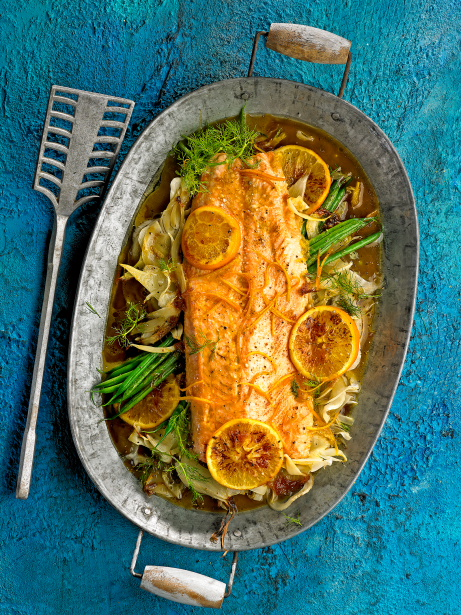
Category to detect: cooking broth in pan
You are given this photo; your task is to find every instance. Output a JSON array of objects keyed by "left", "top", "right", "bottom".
[{"left": 99, "top": 114, "right": 381, "bottom": 514}]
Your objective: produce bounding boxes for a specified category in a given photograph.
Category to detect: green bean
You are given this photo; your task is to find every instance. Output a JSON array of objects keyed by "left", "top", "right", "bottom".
[
  {"left": 308, "top": 231, "right": 382, "bottom": 273},
  {"left": 301, "top": 219, "right": 307, "bottom": 239},
  {"left": 104, "top": 354, "right": 145, "bottom": 378},
  {"left": 105, "top": 354, "right": 180, "bottom": 421},
  {"left": 121, "top": 352, "right": 178, "bottom": 402},
  {"left": 92, "top": 370, "right": 132, "bottom": 391},
  {"left": 104, "top": 335, "right": 175, "bottom": 405},
  {"left": 329, "top": 188, "right": 346, "bottom": 213},
  {"left": 321, "top": 179, "right": 340, "bottom": 211},
  {"left": 309, "top": 218, "right": 360, "bottom": 248},
  {"left": 103, "top": 353, "right": 157, "bottom": 405},
  {"left": 307, "top": 218, "right": 376, "bottom": 267},
  {"left": 321, "top": 175, "right": 352, "bottom": 213},
  {"left": 150, "top": 356, "right": 179, "bottom": 387},
  {"left": 92, "top": 383, "right": 121, "bottom": 395}
]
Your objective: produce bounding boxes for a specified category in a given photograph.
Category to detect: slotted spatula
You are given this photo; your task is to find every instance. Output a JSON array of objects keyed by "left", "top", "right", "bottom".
[{"left": 16, "top": 85, "right": 135, "bottom": 499}]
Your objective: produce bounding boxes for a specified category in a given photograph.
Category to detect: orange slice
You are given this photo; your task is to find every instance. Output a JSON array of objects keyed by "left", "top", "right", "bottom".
[
  {"left": 289, "top": 306, "right": 360, "bottom": 382},
  {"left": 206, "top": 419, "right": 284, "bottom": 490},
  {"left": 181, "top": 205, "right": 241, "bottom": 270},
  {"left": 118, "top": 375, "right": 180, "bottom": 430},
  {"left": 272, "top": 145, "right": 331, "bottom": 213}
]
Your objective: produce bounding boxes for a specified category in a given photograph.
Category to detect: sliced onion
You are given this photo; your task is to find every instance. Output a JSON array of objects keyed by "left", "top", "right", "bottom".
[
  {"left": 169, "top": 177, "right": 182, "bottom": 200},
  {"left": 250, "top": 485, "right": 268, "bottom": 495},
  {"left": 175, "top": 457, "right": 241, "bottom": 502},
  {"left": 338, "top": 414, "right": 354, "bottom": 426},
  {"left": 247, "top": 492, "right": 264, "bottom": 501},
  {"left": 360, "top": 311, "right": 369, "bottom": 347},
  {"left": 171, "top": 323, "right": 183, "bottom": 340},
  {"left": 288, "top": 175, "right": 309, "bottom": 199},
  {"left": 284, "top": 454, "right": 307, "bottom": 476},
  {"left": 153, "top": 484, "right": 176, "bottom": 498},
  {"left": 296, "top": 130, "right": 314, "bottom": 142},
  {"left": 337, "top": 199, "right": 348, "bottom": 221},
  {"left": 287, "top": 197, "right": 324, "bottom": 221},
  {"left": 349, "top": 348, "right": 362, "bottom": 371},
  {"left": 131, "top": 219, "right": 154, "bottom": 262},
  {"left": 130, "top": 343, "right": 176, "bottom": 353},
  {"left": 175, "top": 263, "right": 187, "bottom": 294}
]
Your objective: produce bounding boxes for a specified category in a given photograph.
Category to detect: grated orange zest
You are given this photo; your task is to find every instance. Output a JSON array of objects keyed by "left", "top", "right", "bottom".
[
  {"left": 239, "top": 169, "right": 285, "bottom": 186},
  {"left": 261, "top": 293, "right": 296, "bottom": 324},
  {"left": 208, "top": 299, "right": 222, "bottom": 314},
  {"left": 315, "top": 247, "right": 334, "bottom": 291},
  {"left": 220, "top": 279, "right": 248, "bottom": 297},
  {"left": 268, "top": 372, "right": 297, "bottom": 393},
  {"left": 255, "top": 251, "right": 291, "bottom": 299},
  {"left": 244, "top": 296, "right": 278, "bottom": 331},
  {"left": 270, "top": 307, "right": 296, "bottom": 323},
  {"left": 244, "top": 371, "right": 273, "bottom": 401},
  {"left": 185, "top": 291, "right": 241, "bottom": 312},
  {"left": 237, "top": 382, "right": 272, "bottom": 404},
  {"left": 180, "top": 396, "right": 218, "bottom": 405},
  {"left": 179, "top": 380, "right": 204, "bottom": 392},
  {"left": 246, "top": 351, "right": 277, "bottom": 371}
]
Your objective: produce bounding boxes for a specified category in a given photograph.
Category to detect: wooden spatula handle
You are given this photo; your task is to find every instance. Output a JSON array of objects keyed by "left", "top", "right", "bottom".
[{"left": 266, "top": 24, "right": 351, "bottom": 64}]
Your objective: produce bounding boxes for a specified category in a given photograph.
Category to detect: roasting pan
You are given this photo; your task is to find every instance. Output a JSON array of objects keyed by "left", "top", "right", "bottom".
[{"left": 68, "top": 24, "right": 418, "bottom": 607}]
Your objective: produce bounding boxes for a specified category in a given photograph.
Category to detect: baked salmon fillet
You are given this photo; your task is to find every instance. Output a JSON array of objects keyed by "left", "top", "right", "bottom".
[{"left": 183, "top": 153, "right": 314, "bottom": 462}]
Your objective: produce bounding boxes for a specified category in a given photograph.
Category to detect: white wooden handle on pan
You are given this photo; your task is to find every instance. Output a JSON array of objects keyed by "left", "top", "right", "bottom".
[
  {"left": 140, "top": 566, "right": 226, "bottom": 608},
  {"left": 130, "top": 531, "right": 238, "bottom": 609},
  {"left": 266, "top": 23, "right": 351, "bottom": 64},
  {"left": 247, "top": 24, "right": 352, "bottom": 98}
]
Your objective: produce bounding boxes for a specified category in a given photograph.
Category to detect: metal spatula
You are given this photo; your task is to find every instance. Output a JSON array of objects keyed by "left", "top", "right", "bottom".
[{"left": 16, "top": 85, "right": 135, "bottom": 499}]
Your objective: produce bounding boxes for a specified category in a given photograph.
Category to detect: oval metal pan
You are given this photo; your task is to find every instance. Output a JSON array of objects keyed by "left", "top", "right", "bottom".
[{"left": 68, "top": 77, "right": 418, "bottom": 552}]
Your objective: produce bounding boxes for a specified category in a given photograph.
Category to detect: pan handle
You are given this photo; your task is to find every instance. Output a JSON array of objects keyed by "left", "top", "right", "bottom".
[
  {"left": 130, "top": 530, "right": 239, "bottom": 609},
  {"left": 248, "top": 24, "right": 352, "bottom": 98}
]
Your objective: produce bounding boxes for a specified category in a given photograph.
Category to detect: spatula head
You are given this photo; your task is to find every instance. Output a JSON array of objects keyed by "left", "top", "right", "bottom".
[{"left": 33, "top": 85, "right": 135, "bottom": 216}]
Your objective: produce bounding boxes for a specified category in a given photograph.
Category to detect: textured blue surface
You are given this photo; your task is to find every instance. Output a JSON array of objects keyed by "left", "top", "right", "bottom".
[{"left": 1, "top": 1, "right": 460, "bottom": 613}]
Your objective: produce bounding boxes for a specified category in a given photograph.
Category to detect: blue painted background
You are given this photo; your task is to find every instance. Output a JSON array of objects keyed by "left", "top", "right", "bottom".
[{"left": 1, "top": 1, "right": 460, "bottom": 613}]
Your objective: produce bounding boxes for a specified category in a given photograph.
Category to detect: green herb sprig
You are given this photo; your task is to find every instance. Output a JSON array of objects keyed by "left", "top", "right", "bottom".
[
  {"left": 86, "top": 302, "right": 101, "bottom": 317},
  {"left": 327, "top": 270, "right": 378, "bottom": 318},
  {"left": 139, "top": 448, "right": 208, "bottom": 505},
  {"left": 159, "top": 257, "right": 177, "bottom": 274},
  {"left": 174, "top": 106, "right": 259, "bottom": 196},
  {"left": 184, "top": 330, "right": 220, "bottom": 358},
  {"left": 282, "top": 513, "right": 302, "bottom": 527},
  {"left": 106, "top": 302, "right": 147, "bottom": 348}
]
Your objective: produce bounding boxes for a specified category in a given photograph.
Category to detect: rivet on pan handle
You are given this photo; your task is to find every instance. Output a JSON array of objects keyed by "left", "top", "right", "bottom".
[
  {"left": 248, "top": 24, "right": 352, "bottom": 99},
  {"left": 130, "top": 530, "right": 239, "bottom": 609}
]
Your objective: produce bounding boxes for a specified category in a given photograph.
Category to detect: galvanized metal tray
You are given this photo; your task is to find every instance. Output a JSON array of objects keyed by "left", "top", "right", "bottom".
[{"left": 68, "top": 75, "right": 418, "bottom": 554}]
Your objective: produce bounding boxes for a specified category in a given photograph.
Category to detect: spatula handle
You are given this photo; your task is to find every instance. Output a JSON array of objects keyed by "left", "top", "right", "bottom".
[{"left": 16, "top": 214, "right": 67, "bottom": 499}]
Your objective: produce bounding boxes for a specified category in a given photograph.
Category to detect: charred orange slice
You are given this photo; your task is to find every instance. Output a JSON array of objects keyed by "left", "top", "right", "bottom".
[
  {"left": 181, "top": 205, "right": 241, "bottom": 270},
  {"left": 289, "top": 305, "right": 360, "bottom": 382},
  {"left": 272, "top": 145, "right": 331, "bottom": 213},
  {"left": 118, "top": 374, "right": 180, "bottom": 430},
  {"left": 206, "top": 419, "right": 284, "bottom": 490}
]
